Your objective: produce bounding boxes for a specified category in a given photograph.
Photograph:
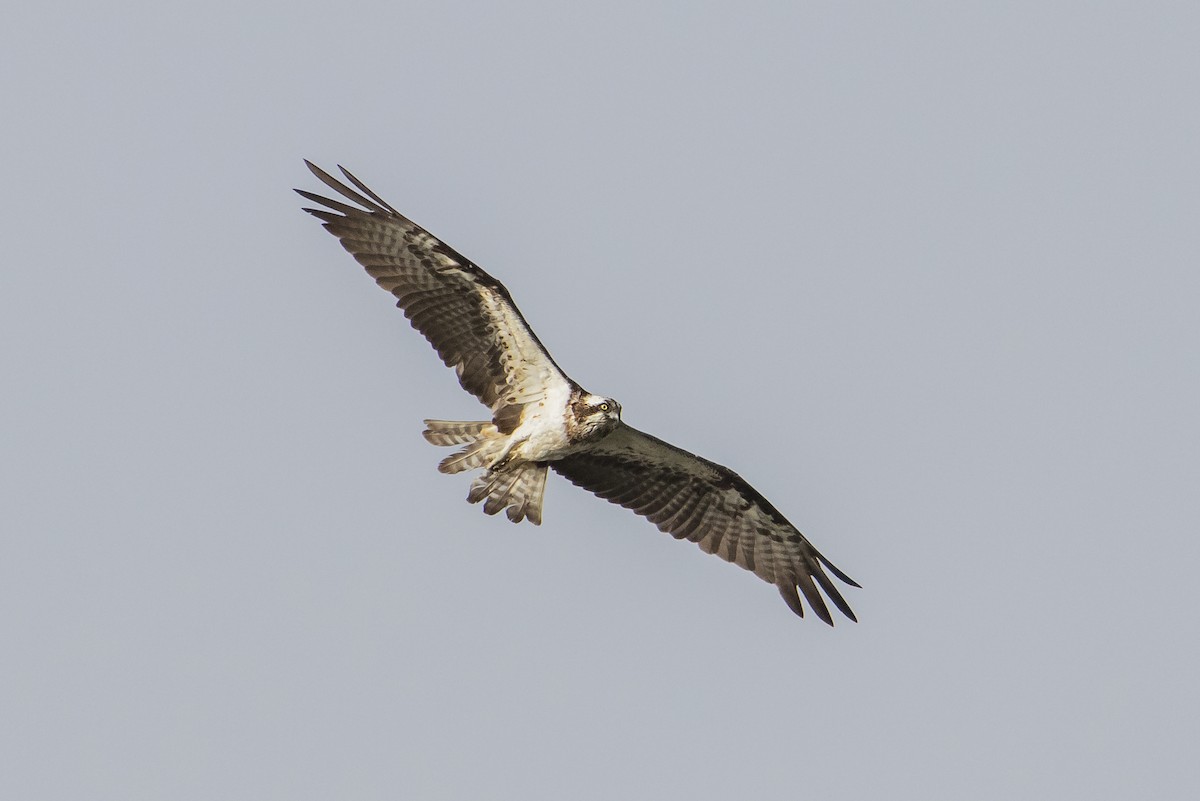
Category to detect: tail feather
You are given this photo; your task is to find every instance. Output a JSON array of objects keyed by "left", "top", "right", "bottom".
[
  {"left": 423, "top": 419, "right": 508, "bottom": 474},
  {"left": 423, "top": 419, "right": 497, "bottom": 447},
  {"left": 437, "top": 440, "right": 509, "bottom": 474},
  {"left": 468, "top": 464, "right": 548, "bottom": 525},
  {"left": 508, "top": 465, "right": 547, "bottom": 525}
]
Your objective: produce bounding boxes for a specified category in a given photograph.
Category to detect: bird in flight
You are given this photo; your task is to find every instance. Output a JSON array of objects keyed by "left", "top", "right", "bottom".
[{"left": 297, "top": 162, "right": 860, "bottom": 624}]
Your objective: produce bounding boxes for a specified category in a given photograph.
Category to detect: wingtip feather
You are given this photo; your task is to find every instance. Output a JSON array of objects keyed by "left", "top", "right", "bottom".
[
  {"left": 811, "top": 566, "right": 858, "bottom": 622},
  {"left": 778, "top": 583, "right": 806, "bottom": 619},
  {"left": 817, "top": 552, "right": 861, "bottom": 588},
  {"left": 796, "top": 571, "right": 834, "bottom": 626},
  {"left": 300, "top": 160, "right": 386, "bottom": 213},
  {"left": 338, "top": 164, "right": 400, "bottom": 214}
]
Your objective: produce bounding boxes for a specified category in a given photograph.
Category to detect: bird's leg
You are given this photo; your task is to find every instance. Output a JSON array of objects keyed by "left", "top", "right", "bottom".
[{"left": 487, "top": 435, "right": 525, "bottom": 471}]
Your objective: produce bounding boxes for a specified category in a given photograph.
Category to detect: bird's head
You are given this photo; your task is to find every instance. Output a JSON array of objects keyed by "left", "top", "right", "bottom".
[{"left": 572, "top": 393, "right": 622, "bottom": 440}]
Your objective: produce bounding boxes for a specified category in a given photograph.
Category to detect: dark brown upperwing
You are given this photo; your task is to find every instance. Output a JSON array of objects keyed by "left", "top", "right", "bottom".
[{"left": 552, "top": 424, "right": 859, "bottom": 624}]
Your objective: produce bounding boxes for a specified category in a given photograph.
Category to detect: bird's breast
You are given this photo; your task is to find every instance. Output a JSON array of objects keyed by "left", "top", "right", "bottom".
[{"left": 508, "top": 382, "right": 576, "bottom": 462}]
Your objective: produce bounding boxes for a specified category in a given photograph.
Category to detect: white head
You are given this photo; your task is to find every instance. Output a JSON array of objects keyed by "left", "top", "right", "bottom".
[{"left": 569, "top": 392, "right": 622, "bottom": 442}]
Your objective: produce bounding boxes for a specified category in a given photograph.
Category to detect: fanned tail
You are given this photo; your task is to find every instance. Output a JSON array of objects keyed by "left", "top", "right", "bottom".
[
  {"left": 467, "top": 464, "right": 548, "bottom": 524},
  {"left": 423, "top": 419, "right": 548, "bottom": 523},
  {"left": 423, "top": 419, "right": 509, "bottom": 474}
]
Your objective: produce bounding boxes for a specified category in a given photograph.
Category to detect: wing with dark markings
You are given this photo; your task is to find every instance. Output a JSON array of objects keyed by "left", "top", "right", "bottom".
[
  {"left": 297, "top": 161, "right": 574, "bottom": 431},
  {"left": 552, "top": 424, "right": 860, "bottom": 624}
]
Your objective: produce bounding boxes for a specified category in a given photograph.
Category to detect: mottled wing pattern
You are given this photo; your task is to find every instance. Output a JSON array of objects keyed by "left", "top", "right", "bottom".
[
  {"left": 297, "top": 162, "right": 572, "bottom": 432},
  {"left": 552, "top": 425, "right": 860, "bottom": 624}
]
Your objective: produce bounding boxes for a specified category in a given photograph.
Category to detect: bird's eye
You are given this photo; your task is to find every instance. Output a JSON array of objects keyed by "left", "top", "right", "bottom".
[{"left": 599, "top": 403, "right": 610, "bottom": 412}]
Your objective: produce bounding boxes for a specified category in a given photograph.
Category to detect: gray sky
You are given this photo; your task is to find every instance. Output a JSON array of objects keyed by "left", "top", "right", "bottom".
[{"left": 3, "top": 2, "right": 1198, "bottom": 799}]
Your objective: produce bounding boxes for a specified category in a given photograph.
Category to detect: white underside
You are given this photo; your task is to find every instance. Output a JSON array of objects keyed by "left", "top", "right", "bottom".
[{"left": 500, "top": 379, "right": 576, "bottom": 464}]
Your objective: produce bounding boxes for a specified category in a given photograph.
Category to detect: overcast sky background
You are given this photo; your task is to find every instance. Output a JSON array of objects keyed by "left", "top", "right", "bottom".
[{"left": 3, "top": 2, "right": 1198, "bottom": 799}]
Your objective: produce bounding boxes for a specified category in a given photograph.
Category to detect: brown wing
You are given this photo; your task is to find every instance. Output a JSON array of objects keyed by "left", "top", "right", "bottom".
[
  {"left": 552, "top": 424, "right": 860, "bottom": 624},
  {"left": 297, "top": 161, "right": 574, "bottom": 432}
]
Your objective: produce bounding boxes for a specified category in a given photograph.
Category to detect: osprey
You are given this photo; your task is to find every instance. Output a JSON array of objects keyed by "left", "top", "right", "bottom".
[{"left": 297, "top": 162, "right": 860, "bottom": 624}]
